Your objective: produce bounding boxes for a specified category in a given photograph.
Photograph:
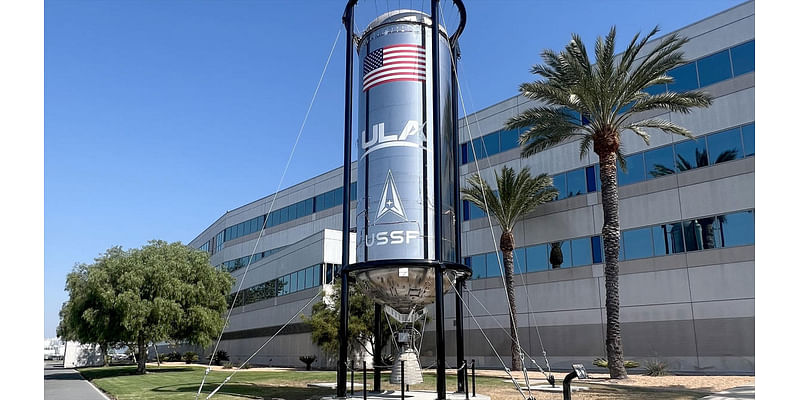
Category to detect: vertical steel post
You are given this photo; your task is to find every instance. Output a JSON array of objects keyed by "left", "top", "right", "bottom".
[
  {"left": 337, "top": 2, "right": 356, "bottom": 398},
  {"left": 363, "top": 360, "right": 368, "bottom": 400},
  {"left": 471, "top": 359, "right": 476, "bottom": 397},
  {"left": 373, "top": 303, "right": 383, "bottom": 392},
  {"left": 351, "top": 359, "right": 355, "bottom": 395},
  {"left": 450, "top": 38, "right": 466, "bottom": 395},
  {"left": 430, "top": 1, "right": 446, "bottom": 399},
  {"left": 400, "top": 360, "right": 406, "bottom": 400}
]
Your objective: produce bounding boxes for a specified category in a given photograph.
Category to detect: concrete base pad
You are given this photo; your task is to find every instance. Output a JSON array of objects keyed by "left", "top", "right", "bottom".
[
  {"left": 502, "top": 380, "right": 588, "bottom": 392},
  {"left": 321, "top": 390, "right": 490, "bottom": 400},
  {"left": 309, "top": 382, "right": 364, "bottom": 389}
]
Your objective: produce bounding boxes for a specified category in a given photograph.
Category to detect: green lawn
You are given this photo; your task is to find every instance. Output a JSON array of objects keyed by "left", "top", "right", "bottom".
[{"left": 78, "top": 364, "right": 715, "bottom": 400}]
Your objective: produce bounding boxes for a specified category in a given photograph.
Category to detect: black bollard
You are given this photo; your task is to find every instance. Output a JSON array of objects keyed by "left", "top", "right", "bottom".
[
  {"left": 350, "top": 359, "right": 354, "bottom": 395},
  {"left": 471, "top": 359, "right": 476, "bottom": 397},
  {"left": 363, "top": 361, "right": 367, "bottom": 400},
  {"left": 464, "top": 360, "right": 469, "bottom": 399},
  {"left": 400, "top": 360, "right": 405, "bottom": 400}
]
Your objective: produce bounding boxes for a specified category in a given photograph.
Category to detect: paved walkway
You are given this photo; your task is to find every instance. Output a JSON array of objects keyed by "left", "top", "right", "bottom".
[
  {"left": 701, "top": 385, "right": 755, "bottom": 399},
  {"left": 44, "top": 361, "right": 109, "bottom": 400}
]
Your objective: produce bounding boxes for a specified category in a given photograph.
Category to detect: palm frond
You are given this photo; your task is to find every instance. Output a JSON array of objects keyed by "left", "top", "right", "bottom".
[
  {"left": 625, "top": 119, "right": 693, "bottom": 139},
  {"left": 462, "top": 167, "right": 557, "bottom": 231},
  {"left": 629, "top": 90, "right": 713, "bottom": 114}
]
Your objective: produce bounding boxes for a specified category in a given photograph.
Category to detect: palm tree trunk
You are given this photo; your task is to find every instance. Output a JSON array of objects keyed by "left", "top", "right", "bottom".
[
  {"left": 598, "top": 152, "right": 628, "bottom": 379},
  {"left": 500, "top": 231, "right": 521, "bottom": 371}
]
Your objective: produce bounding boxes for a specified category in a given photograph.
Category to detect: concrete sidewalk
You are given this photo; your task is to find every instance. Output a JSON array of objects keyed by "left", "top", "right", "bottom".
[
  {"left": 701, "top": 385, "right": 755, "bottom": 399},
  {"left": 44, "top": 361, "right": 109, "bottom": 400}
]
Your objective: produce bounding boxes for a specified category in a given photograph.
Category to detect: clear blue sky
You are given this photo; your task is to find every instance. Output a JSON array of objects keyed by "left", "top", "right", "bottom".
[{"left": 44, "top": 0, "right": 743, "bottom": 337}]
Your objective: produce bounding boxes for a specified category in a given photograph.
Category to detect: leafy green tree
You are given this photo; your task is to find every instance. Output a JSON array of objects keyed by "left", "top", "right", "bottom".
[
  {"left": 505, "top": 27, "right": 712, "bottom": 378},
  {"left": 58, "top": 241, "right": 233, "bottom": 374},
  {"left": 461, "top": 166, "right": 557, "bottom": 370},
  {"left": 305, "top": 280, "right": 381, "bottom": 360},
  {"left": 304, "top": 280, "right": 414, "bottom": 366},
  {"left": 57, "top": 247, "right": 127, "bottom": 366}
]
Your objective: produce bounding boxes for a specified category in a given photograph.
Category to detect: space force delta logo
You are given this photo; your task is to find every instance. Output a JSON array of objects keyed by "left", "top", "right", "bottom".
[
  {"left": 366, "top": 170, "right": 420, "bottom": 247},
  {"left": 361, "top": 120, "right": 425, "bottom": 160}
]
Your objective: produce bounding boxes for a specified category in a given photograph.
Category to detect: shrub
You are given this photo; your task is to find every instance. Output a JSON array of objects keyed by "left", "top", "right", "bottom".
[
  {"left": 239, "top": 362, "right": 251, "bottom": 369},
  {"left": 206, "top": 350, "right": 230, "bottom": 366},
  {"left": 299, "top": 355, "right": 317, "bottom": 371},
  {"left": 592, "top": 358, "right": 640, "bottom": 369},
  {"left": 644, "top": 360, "right": 671, "bottom": 376},
  {"left": 222, "top": 362, "right": 234, "bottom": 369},
  {"left": 183, "top": 352, "right": 199, "bottom": 364},
  {"left": 157, "top": 353, "right": 169, "bottom": 363},
  {"left": 163, "top": 351, "right": 182, "bottom": 362}
]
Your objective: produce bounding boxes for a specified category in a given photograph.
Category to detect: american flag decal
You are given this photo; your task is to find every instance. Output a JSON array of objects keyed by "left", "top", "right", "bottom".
[{"left": 362, "top": 44, "right": 426, "bottom": 92}]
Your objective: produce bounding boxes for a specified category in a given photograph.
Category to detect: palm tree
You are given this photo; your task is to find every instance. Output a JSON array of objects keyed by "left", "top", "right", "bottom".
[
  {"left": 505, "top": 27, "right": 712, "bottom": 378},
  {"left": 461, "top": 166, "right": 558, "bottom": 371}
]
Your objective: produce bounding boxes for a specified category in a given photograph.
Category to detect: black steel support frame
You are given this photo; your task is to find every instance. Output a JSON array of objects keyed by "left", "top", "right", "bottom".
[
  {"left": 338, "top": 1, "right": 467, "bottom": 399},
  {"left": 337, "top": 2, "right": 356, "bottom": 397}
]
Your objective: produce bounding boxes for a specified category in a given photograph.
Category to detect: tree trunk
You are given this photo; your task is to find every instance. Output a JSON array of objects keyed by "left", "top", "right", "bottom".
[
  {"left": 500, "top": 231, "right": 521, "bottom": 371},
  {"left": 100, "top": 342, "right": 108, "bottom": 367},
  {"left": 136, "top": 335, "right": 147, "bottom": 374},
  {"left": 598, "top": 152, "right": 628, "bottom": 379}
]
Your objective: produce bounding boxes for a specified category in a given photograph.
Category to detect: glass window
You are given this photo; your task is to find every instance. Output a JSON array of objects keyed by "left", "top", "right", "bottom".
[
  {"left": 674, "top": 137, "right": 709, "bottom": 171},
  {"left": 482, "top": 132, "right": 500, "bottom": 157},
  {"left": 707, "top": 128, "right": 743, "bottom": 165},
  {"left": 591, "top": 236, "right": 603, "bottom": 264},
  {"left": 281, "top": 207, "right": 290, "bottom": 224},
  {"left": 334, "top": 187, "right": 344, "bottom": 206},
  {"left": 730, "top": 40, "right": 755, "bottom": 76},
  {"left": 462, "top": 200, "right": 470, "bottom": 221},
  {"left": 297, "top": 201, "right": 306, "bottom": 218},
  {"left": 566, "top": 168, "right": 586, "bottom": 198},
  {"left": 562, "top": 108, "right": 580, "bottom": 123},
  {"left": 314, "top": 265, "right": 321, "bottom": 287},
  {"left": 719, "top": 210, "right": 755, "bottom": 247},
  {"left": 485, "top": 253, "right": 502, "bottom": 277},
  {"left": 324, "top": 190, "right": 335, "bottom": 210},
  {"left": 548, "top": 241, "right": 572, "bottom": 268},
  {"left": 552, "top": 173, "right": 567, "bottom": 200},
  {"left": 742, "top": 124, "right": 754, "bottom": 157},
  {"left": 500, "top": 129, "right": 519, "bottom": 152},
  {"left": 622, "top": 227, "right": 654, "bottom": 260},
  {"left": 571, "top": 237, "right": 592, "bottom": 267},
  {"left": 304, "top": 198, "right": 313, "bottom": 214},
  {"left": 644, "top": 84, "right": 666, "bottom": 95},
  {"left": 652, "top": 223, "right": 685, "bottom": 256},
  {"left": 471, "top": 137, "right": 488, "bottom": 160},
  {"left": 471, "top": 254, "right": 486, "bottom": 279},
  {"left": 644, "top": 146, "right": 676, "bottom": 179},
  {"left": 280, "top": 275, "right": 288, "bottom": 295},
  {"left": 350, "top": 183, "right": 357, "bottom": 202},
  {"left": 325, "top": 265, "right": 333, "bottom": 285},
  {"left": 314, "top": 194, "right": 324, "bottom": 212},
  {"left": 288, "top": 204, "right": 297, "bottom": 220},
  {"left": 617, "top": 153, "right": 645, "bottom": 186},
  {"left": 525, "top": 245, "right": 548, "bottom": 272},
  {"left": 292, "top": 271, "right": 300, "bottom": 292},
  {"left": 683, "top": 217, "right": 721, "bottom": 251},
  {"left": 469, "top": 202, "right": 486, "bottom": 219},
  {"left": 513, "top": 249, "right": 526, "bottom": 274},
  {"left": 461, "top": 143, "right": 470, "bottom": 165},
  {"left": 696, "top": 50, "right": 732, "bottom": 87},
  {"left": 585, "top": 166, "right": 597, "bottom": 193},
  {"left": 667, "top": 62, "right": 699, "bottom": 92}
]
